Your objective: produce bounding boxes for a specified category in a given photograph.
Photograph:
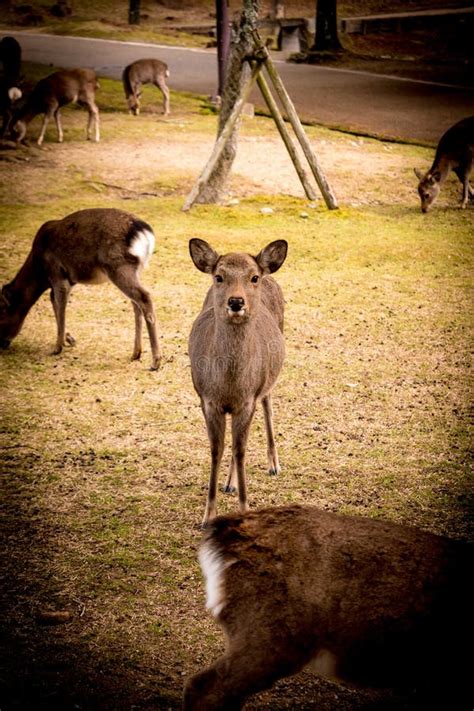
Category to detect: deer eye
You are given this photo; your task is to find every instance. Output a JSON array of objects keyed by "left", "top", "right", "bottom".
[
  {"left": 215, "top": 274, "right": 223, "bottom": 283},
  {"left": 251, "top": 275, "right": 259, "bottom": 284}
]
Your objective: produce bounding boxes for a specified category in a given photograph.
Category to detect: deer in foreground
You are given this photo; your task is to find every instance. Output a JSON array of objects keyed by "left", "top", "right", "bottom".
[
  {"left": 415, "top": 115, "right": 474, "bottom": 212},
  {"left": 0, "top": 208, "right": 161, "bottom": 370},
  {"left": 11, "top": 68, "right": 100, "bottom": 146},
  {"left": 122, "top": 58, "right": 170, "bottom": 116},
  {"left": 184, "top": 504, "right": 473, "bottom": 710},
  {"left": 189, "top": 239, "right": 287, "bottom": 527}
]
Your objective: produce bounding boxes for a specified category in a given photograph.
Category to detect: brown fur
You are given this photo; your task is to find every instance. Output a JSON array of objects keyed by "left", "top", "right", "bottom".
[
  {"left": 415, "top": 115, "right": 474, "bottom": 212},
  {"left": 0, "top": 208, "right": 161, "bottom": 369},
  {"left": 184, "top": 504, "right": 473, "bottom": 710},
  {"left": 11, "top": 68, "right": 100, "bottom": 146},
  {"left": 122, "top": 59, "right": 170, "bottom": 116},
  {"left": 188, "top": 239, "right": 287, "bottom": 527}
]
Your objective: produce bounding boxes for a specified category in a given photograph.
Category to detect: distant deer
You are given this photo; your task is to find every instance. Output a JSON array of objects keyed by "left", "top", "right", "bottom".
[
  {"left": 0, "top": 82, "right": 21, "bottom": 137},
  {"left": 11, "top": 68, "right": 100, "bottom": 146},
  {"left": 415, "top": 115, "right": 474, "bottom": 212},
  {"left": 184, "top": 504, "right": 473, "bottom": 710},
  {"left": 188, "top": 239, "right": 287, "bottom": 527},
  {"left": 0, "top": 208, "right": 161, "bottom": 370},
  {"left": 122, "top": 58, "right": 170, "bottom": 116}
]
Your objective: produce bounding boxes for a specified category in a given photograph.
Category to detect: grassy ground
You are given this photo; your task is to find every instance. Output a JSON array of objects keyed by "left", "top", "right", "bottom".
[{"left": 0, "top": 64, "right": 473, "bottom": 710}]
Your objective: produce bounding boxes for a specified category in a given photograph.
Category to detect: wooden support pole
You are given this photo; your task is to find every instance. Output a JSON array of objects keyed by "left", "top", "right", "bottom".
[
  {"left": 256, "top": 70, "right": 317, "bottom": 201},
  {"left": 258, "top": 43, "right": 338, "bottom": 210},
  {"left": 182, "top": 63, "right": 261, "bottom": 212}
]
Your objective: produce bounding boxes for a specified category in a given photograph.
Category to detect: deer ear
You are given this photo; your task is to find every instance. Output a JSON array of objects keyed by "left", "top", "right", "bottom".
[
  {"left": 414, "top": 168, "right": 424, "bottom": 180},
  {"left": 432, "top": 170, "right": 441, "bottom": 182},
  {"left": 189, "top": 239, "right": 219, "bottom": 274},
  {"left": 255, "top": 240, "right": 288, "bottom": 274}
]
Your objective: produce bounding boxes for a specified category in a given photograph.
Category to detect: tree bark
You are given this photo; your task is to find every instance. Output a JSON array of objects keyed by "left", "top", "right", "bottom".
[
  {"left": 128, "top": 0, "right": 140, "bottom": 25},
  {"left": 313, "top": 0, "right": 341, "bottom": 51},
  {"left": 216, "top": 0, "right": 231, "bottom": 99},
  {"left": 195, "top": 0, "right": 259, "bottom": 205}
]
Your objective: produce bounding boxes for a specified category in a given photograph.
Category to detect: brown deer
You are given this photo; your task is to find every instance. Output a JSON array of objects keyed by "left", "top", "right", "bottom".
[
  {"left": 188, "top": 239, "right": 287, "bottom": 527},
  {"left": 122, "top": 58, "right": 170, "bottom": 116},
  {"left": 184, "top": 504, "right": 473, "bottom": 710},
  {"left": 11, "top": 68, "right": 100, "bottom": 146},
  {"left": 415, "top": 115, "right": 474, "bottom": 212},
  {"left": 0, "top": 208, "right": 161, "bottom": 369}
]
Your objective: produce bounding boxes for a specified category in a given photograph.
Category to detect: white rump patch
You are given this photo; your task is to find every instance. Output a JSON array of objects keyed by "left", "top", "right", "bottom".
[
  {"left": 8, "top": 87, "right": 22, "bottom": 102},
  {"left": 129, "top": 229, "right": 155, "bottom": 266},
  {"left": 199, "top": 540, "right": 230, "bottom": 618}
]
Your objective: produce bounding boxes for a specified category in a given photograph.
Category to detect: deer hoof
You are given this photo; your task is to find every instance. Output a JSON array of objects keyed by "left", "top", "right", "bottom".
[
  {"left": 223, "top": 484, "right": 236, "bottom": 494},
  {"left": 51, "top": 345, "right": 63, "bottom": 355},
  {"left": 65, "top": 333, "right": 76, "bottom": 346},
  {"left": 268, "top": 466, "right": 281, "bottom": 476}
]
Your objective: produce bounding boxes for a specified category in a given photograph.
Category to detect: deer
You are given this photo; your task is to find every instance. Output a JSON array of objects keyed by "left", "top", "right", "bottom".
[
  {"left": 0, "top": 208, "right": 162, "bottom": 370},
  {"left": 11, "top": 68, "right": 100, "bottom": 146},
  {"left": 184, "top": 504, "right": 473, "bottom": 711},
  {"left": 122, "top": 58, "right": 170, "bottom": 117},
  {"left": 0, "top": 82, "right": 22, "bottom": 137},
  {"left": 415, "top": 115, "right": 474, "bottom": 212},
  {"left": 188, "top": 239, "right": 287, "bottom": 528}
]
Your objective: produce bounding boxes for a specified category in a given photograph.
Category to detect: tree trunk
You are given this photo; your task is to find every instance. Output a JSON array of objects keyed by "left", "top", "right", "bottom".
[
  {"left": 313, "top": 0, "right": 341, "bottom": 51},
  {"left": 195, "top": 0, "right": 259, "bottom": 205},
  {"left": 128, "top": 0, "right": 140, "bottom": 25},
  {"left": 216, "top": 0, "right": 231, "bottom": 99}
]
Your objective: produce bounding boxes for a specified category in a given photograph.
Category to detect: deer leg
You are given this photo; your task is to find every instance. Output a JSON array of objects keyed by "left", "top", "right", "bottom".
[
  {"left": 50, "top": 280, "right": 72, "bottom": 354},
  {"left": 224, "top": 456, "right": 237, "bottom": 494},
  {"left": 231, "top": 403, "right": 256, "bottom": 515},
  {"left": 202, "top": 402, "right": 226, "bottom": 527},
  {"left": 50, "top": 290, "right": 75, "bottom": 348},
  {"left": 37, "top": 109, "right": 54, "bottom": 146},
  {"left": 156, "top": 77, "right": 170, "bottom": 116},
  {"left": 86, "top": 102, "right": 100, "bottom": 142},
  {"left": 54, "top": 108, "right": 63, "bottom": 143},
  {"left": 184, "top": 643, "right": 299, "bottom": 711},
  {"left": 262, "top": 394, "right": 281, "bottom": 476},
  {"left": 131, "top": 301, "right": 143, "bottom": 361},
  {"left": 106, "top": 265, "right": 161, "bottom": 370}
]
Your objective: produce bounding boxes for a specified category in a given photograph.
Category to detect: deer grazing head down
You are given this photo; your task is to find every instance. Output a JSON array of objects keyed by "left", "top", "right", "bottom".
[{"left": 188, "top": 239, "right": 288, "bottom": 527}]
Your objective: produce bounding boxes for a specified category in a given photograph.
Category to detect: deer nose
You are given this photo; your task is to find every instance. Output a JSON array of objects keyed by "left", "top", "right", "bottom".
[{"left": 228, "top": 297, "right": 245, "bottom": 312}]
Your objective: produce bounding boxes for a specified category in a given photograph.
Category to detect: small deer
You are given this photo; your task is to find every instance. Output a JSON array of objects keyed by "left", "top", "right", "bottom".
[
  {"left": 189, "top": 239, "right": 287, "bottom": 527},
  {"left": 0, "top": 208, "right": 161, "bottom": 370},
  {"left": 415, "top": 115, "right": 474, "bottom": 212},
  {"left": 0, "top": 82, "right": 22, "bottom": 137},
  {"left": 11, "top": 68, "right": 100, "bottom": 146},
  {"left": 184, "top": 504, "right": 473, "bottom": 710},
  {"left": 122, "top": 58, "right": 170, "bottom": 116}
]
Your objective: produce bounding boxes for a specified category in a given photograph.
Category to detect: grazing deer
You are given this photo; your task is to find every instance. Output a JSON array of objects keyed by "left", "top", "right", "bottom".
[
  {"left": 188, "top": 239, "right": 287, "bottom": 527},
  {"left": 0, "top": 208, "right": 161, "bottom": 370},
  {"left": 184, "top": 504, "right": 473, "bottom": 710},
  {"left": 0, "top": 81, "right": 21, "bottom": 137},
  {"left": 11, "top": 68, "right": 100, "bottom": 146},
  {"left": 122, "top": 58, "right": 170, "bottom": 116},
  {"left": 415, "top": 115, "right": 474, "bottom": 212}
]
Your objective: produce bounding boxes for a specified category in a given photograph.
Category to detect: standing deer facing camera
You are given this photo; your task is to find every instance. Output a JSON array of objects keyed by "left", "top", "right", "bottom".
[
  {"left": 11, "top": 68, "right": 100, "bottom": 146},
  {"left": 415, "top": 115, "right": 474, "bottom": 212},
  {"left": 188, "top": 239, "right": 287, "bottom": 527},
  {"left": 122, "top": 58, "right": 170, "bottom": 116},
  {"left": 0, "top": 208, "right": 161, "bottom": 369},
  {"left": 184, "top": 504, "right": 473, "bottom": 710}
]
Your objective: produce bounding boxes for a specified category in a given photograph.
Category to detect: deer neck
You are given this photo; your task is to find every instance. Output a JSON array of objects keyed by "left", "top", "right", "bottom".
[{"left": 7, "top": 252, "right": 48, "bottom": 320}]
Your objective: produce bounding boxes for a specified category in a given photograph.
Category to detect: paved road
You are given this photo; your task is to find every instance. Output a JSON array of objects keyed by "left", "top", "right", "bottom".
[{"left": 9, "top": 31, "right": 474, "bottom": 144}]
